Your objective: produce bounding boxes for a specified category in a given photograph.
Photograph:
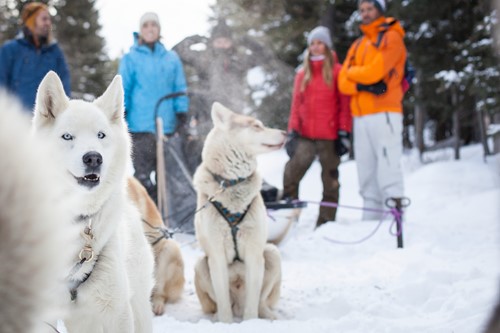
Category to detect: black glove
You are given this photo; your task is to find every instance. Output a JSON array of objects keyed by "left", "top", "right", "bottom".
[
  {"left": 357, "top": 80, "right": 387, "bottom": 96},
  {"left": 334, "top": 130, "right": 351, "bottom": 157},
  {"left": 285, "top": 130, "right": 300, "bottom": 158},
  {"left": 174, "top": 113, "right": 189, "bottom": 137}
]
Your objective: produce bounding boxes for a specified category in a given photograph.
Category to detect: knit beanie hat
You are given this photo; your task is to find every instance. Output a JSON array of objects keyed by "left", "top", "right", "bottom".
[
  {"left": 307, "top": 26, "right": 332, "bottom": 49},
  {"left": 21, "top": 2, "right": 48, "bottom": 32},
  {"left": 212, "top": 19, "right": 232, "bottom": 40},
  {"left": 359, "top": 0, "right": 386, "bottom": 13},
  {"left": 139, "top": 12, "right": 161, "bottom": 30}
]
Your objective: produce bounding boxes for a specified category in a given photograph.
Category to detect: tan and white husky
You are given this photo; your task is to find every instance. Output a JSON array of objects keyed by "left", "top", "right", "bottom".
[
  {"left": 127, "top": 176, "right": 185, "bottom": 316},
  {"left": 193, "top": 102, "right": 285, "bottom": 323}
]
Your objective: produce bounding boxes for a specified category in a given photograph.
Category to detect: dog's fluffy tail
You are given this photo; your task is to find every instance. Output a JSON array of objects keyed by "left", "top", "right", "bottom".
[{"left": 0, "top": 92, "right": 78, "bottom": 333}]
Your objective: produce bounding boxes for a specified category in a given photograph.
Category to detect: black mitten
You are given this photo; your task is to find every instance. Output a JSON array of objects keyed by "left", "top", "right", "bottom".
[
  {"left": 357, "top": 80, "right": 387, "bottom": 95},
  {"left": 334, "top": 130, "right": 351, "bottom": 157},
  {"left": 174, "top": 113, "right": 188, "bottom": 137},
  {"left": 285, "top": 130, "right": 300, "bottom": 158}
]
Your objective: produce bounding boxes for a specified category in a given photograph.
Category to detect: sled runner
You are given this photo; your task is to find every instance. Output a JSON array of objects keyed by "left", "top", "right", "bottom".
[
  {"left": 262, "top": 181, "right": 307, "bottom": 245},
  {"left": 155, "top": 92, "right": 197, "bottom": 233},
  {"left": 154, "top": 93, "right": 306, "bottom": 244}
]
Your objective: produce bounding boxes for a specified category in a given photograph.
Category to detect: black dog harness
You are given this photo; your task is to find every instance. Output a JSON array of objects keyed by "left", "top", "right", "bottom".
[
  {"left": 209, "top": 171, "right": 252, "bottom": 262},
  {"left": 68, "top": 259, "right": 97, "bottom": 301},
  {"left": 142, "top": 219, "right": 174, "bottom": 246},
  {"left": 211, "top": 200, "right": 250, "bottom": 262}
]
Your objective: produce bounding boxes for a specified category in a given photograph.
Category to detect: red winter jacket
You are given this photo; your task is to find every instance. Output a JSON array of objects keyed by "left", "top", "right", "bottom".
[{"left": 288, "top": 58, "right": 352, "bottom": 140}]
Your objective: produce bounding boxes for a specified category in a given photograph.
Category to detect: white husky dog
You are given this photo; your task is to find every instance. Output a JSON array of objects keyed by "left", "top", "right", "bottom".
[
  {"left": 193, "top": 102, "right": 285, "bottom": 323},
  {"left": 0, "top": 91, "right": 78, "bottom": 333},
  {"left": 32, "top": 71, "right": 154, "bottom": 332}
]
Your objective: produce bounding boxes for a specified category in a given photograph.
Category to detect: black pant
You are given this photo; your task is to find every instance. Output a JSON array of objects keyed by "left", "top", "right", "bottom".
[{"left": 131, "top": 133, "right": 157, "bottom": 204}]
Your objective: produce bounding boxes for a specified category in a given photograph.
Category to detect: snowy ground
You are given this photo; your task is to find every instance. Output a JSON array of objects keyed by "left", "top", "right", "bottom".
[{"left": 149, "top": 144, "right": 500, "bottom": 333}]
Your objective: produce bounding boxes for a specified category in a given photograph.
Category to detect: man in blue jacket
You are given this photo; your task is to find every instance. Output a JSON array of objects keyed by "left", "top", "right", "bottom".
[
  {"left": 119, "top": 12, "right": 189, "bottom": 204},
  {"left": 0, "top": 2, "right": 71, "bottom": 111}
]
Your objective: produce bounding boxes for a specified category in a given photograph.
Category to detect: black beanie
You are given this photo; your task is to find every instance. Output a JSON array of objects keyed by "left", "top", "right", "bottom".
[{"left": 211, "top": 19, "right": 232, "bottom": 39}]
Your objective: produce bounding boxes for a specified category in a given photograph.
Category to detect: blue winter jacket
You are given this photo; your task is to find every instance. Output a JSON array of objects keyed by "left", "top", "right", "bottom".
[
  {"left": 0, "top": 33, "right": 71, "bottom": 111},
  {"left": 119, "top": 33, "right": 189, "bottom": 134}
]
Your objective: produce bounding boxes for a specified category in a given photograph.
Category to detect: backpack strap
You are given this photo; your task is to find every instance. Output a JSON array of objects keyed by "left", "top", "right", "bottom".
[
  {"left": 348, "top": 37, "right": 363, "bottom": 67},
  {"left": 374, "top": 19, "right": 398, "bottom": 48}
]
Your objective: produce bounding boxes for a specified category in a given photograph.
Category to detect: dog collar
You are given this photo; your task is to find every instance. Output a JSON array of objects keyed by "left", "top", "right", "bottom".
[{"left": 209, "top": 171, "right": 251, "bottom": 188}]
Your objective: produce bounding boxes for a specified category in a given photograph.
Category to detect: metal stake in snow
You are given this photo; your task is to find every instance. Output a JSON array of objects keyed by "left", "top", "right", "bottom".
[
  {"left": 305, "top": 197, "right": 410, "bottom": 248},
  {"left": 385, "top": 198, "right": 410, "bottom": 248}
]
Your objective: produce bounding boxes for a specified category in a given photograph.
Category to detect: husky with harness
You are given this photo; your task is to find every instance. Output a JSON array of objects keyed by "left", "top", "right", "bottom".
[{"left": 192, "top": 102, "right": 284, "bottom": 322}]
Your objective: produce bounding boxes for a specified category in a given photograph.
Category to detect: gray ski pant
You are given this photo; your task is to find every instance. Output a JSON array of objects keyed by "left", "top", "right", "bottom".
[{"left": 353, "top": 112, "right": 405, "bottom": 220}]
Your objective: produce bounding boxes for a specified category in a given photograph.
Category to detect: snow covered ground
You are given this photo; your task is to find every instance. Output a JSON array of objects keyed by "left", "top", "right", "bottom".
[{"left": 150, "top": 144, "right": 500, "bottom": 333}]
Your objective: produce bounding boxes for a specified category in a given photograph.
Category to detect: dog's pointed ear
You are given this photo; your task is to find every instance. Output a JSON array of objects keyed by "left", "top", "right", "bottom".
[
  {"left": 94, "top": 75, "right": 124, "bottom": 123},
  {"left": 211, "top": 102, "right": 233, "bottom": 129},
  {"left": 33, "top": 71, "right": 69, "bottom": 127}
]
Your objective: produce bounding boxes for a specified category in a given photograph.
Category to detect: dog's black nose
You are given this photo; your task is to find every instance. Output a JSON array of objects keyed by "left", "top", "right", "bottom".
[{"left": 82, "top": 151, "right": 102, "bottom": 168}]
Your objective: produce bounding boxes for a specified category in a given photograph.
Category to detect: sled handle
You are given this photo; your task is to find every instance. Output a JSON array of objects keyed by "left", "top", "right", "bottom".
[{"left": 154, "top": 91, "right": 187, "bottom": 120}]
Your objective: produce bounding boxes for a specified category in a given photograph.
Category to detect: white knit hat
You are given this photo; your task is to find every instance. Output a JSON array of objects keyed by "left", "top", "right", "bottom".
[
  {"left": 359, "top": 0, "right": 386, "bottom": 13},
  {"left": 139, "top": 12, "right": 160, "bottom": 30},
  {"left": 307, "top": 26, "right": 332, "bottom": 49}
]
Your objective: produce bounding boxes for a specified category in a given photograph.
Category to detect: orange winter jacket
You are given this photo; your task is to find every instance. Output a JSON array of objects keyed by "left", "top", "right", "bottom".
[{"left": 339, "top": 16, "right": 407, "bottom": 117}]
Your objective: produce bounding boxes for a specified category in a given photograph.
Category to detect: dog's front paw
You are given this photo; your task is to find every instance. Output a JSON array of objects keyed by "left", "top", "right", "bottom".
[
  {"left": 152, "top": 299, "right": 166, "bottom": 316},
  {"left": 216, "top": 311, "right": 233, "bottom": 323},
  {"left": 259, "top": 305, "right": 277, "bottom": 320},
  {"left": 243, "top": 309, "right": 259, "bottom": 321}
]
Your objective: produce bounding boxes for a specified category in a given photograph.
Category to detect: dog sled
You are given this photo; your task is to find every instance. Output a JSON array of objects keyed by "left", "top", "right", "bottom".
[{"left": 154, "top": 93, "right": 306, "bottom": 245}]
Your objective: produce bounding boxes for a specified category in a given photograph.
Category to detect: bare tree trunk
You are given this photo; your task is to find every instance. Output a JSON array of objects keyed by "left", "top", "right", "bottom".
[
  {"left": 477, "top": 108, "right": 491, "bottom": 158},
  {"left": 494, "top": 113, "right": 500, "bottom": 155},
  {"left": 414, "top": 70, "right": 425, "bottom": 160},
  {"left": 452, "top": 85, "right": 460, "bottom": 160}
]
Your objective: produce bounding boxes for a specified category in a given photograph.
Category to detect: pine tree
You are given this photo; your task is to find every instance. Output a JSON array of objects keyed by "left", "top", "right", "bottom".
[
  {"left": 53, "top": 0, "right": 112, "bottom": 99},
  {"left": 0, "top": 0, "right": 19, "bottom": 44},
  {"left": 0, "top": 0, "right": 51, "bottom": 44},
  {"left": 207, "top": 0, "right": 328, "bottom": 130},
  {"left": 399, "top": 0, "right": 500, "bottom": 146}
]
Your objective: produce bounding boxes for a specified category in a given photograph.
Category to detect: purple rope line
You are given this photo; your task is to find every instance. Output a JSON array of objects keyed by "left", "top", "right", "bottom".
[{"left": 296, "top": 200, "right": 404, "bottom": 245}]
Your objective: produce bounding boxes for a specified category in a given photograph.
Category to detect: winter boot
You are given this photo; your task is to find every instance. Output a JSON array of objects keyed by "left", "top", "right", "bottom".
[
  {"left": 315, "top": 205, "right": 337, "bottom": 229},
  {"left": 136, "top": 173, "right": 157, "bottom": 205}
]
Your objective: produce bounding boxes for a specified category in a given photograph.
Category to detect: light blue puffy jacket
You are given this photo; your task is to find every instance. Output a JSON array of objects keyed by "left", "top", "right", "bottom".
[{"left": 119, "top": 33, "right": 189, "bottom": 134}]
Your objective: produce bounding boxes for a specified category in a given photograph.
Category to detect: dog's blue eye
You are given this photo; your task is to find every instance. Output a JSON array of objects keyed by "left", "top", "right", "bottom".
[
  {"left": 62, "top": 133, "right": 73, "bottom": 140},
  {"left": 97, "top": 131, "right": 106, "bottom": 139}
]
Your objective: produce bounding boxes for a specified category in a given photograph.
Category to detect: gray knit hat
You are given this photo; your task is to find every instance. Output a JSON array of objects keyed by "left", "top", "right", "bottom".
[
  {"left": 359, "top": 0, "right": 386, "bottom": 13},
  {"left": 140, "top": 12, "right": 160, "bottom": 30},
  {"left": 307, "top": 26, "right": 332, "bottom": 49}
]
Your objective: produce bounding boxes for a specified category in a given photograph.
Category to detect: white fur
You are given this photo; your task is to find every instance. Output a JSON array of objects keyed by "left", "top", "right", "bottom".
[
  {"left": 193, "top": 102, "right": 285, "bottom": 322},
  {"left": 0, "top": 91, "right": 79, "bottom": 333},
  {"left": 32, "top": 71, "right": 154, "bottom": 332}
]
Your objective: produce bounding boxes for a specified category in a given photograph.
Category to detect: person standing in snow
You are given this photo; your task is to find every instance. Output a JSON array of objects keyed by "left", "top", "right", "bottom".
[
  {"left": 119, "top": 12, "right": 189, "bottom": 203},
  {"left": 0, "top": 2, "right": 71, "bottom": 111},
  {"left": 174, "top": 19, "right": 271, "bottom": 133},
  {"left": 174, "top": 19, "right": 274, "bottom": 173},
  {"left": 283, "top": 26, "right": 352, "bottom": 228},
  {"left": 338, "top": 0, "right": 407, "bottom": 220}
]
